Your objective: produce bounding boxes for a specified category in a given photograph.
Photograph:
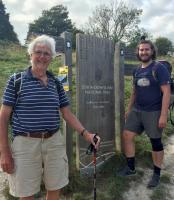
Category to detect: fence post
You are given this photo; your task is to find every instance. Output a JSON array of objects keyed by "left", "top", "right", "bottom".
[
  {"left": 114, "top": 43, "right": 125, "bottom": 151},
  {"left": 61, "top": 32, "right": 73, "bottom": 165}
]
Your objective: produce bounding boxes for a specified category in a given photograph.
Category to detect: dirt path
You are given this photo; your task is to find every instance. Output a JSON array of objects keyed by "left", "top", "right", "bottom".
[
  {"left": 0, "top": 168, "right": 7, "bottom": 200},
  {"left": 123, "top": 135, "right": 174, "bottom": 200}
]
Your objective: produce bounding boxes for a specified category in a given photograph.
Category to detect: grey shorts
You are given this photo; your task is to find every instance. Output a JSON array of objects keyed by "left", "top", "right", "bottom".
[{"left": 124, "top": 108, "right": 163, "bottom": 138}]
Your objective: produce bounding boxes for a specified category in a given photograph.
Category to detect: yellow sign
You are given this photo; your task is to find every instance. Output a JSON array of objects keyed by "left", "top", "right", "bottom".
[
  {"left": 59, "top": 66, "right": 68, "bottom": 74},
  {"left": 58, "top": 66, "right": 69, "bottom": 91}
]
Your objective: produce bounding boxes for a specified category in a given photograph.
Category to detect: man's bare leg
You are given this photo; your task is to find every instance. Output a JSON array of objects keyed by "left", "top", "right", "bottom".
[
  {"left": 123, "top": 130, "right": 136, "bottom": 157},
  {"left": 46, "top": 189, "right": 60, "bottom": 200},
  {"left": 152, "top": 150, "right": 164, "bottom": 168}
]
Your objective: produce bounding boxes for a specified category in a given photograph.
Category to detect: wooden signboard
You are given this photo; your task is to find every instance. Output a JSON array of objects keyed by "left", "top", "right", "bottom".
[{"left": 76, "top": 34, "right": 116, "bottom": 174}]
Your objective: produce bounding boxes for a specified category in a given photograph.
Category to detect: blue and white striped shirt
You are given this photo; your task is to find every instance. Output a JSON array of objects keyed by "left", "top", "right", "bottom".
[{"left": 2, "top": 67, "right": 69, "bottom": 137}]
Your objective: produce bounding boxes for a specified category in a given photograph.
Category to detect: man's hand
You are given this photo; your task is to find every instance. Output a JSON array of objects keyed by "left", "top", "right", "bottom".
[
  {"left": 0, "top": 147, "right": 14, "bottom": 174},
  {"left": 84, "top": 131, "right": 101, "bottom": 150},
  {"left": 158, "top": 115, "right": 167, "bottom": 128}
]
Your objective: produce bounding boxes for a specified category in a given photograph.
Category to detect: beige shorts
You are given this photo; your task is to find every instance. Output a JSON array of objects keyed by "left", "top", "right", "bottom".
[{"left": 8, "top": 130, "right": 69, "bottom": 198}]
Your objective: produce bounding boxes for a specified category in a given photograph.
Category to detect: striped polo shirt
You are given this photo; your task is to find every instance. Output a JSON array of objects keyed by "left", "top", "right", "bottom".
[{"left": 2, "top": 66, "right": 69, "bottom": 137}]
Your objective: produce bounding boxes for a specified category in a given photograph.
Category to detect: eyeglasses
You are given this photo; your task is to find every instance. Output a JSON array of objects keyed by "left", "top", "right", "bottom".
[{"left": 33, "top": 50, "right": 51, "bottom": 58}]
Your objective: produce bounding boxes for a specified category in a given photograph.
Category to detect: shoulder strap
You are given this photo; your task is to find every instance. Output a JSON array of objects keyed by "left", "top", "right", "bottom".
[
  {"left": 133, "top": 65, "right": 141, "bottom": 77},
  {"left": 13, "top": 71, "right": 26, "bottom": 108},
  {"left": 14, "top": 72, "right": 23, "bottom": 98},
  {"left": 151, "top": 61, "right": 159, "bottom": 81},
  {"left": 54, "top": 77, "right": 61, "bottom": 94},
  {"left": 47, "top": 71, "right": 61, "bottom": 94}
]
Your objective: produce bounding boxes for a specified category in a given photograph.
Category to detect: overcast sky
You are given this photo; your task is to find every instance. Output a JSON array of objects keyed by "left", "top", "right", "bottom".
[{"left": 3, "top": 0, "right": 174, "bottom": 44}]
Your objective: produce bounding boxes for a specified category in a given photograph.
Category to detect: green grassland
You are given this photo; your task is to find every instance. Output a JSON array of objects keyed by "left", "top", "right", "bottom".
[{"left": 1, "top": 44, "right": 174, "bottom": 200}]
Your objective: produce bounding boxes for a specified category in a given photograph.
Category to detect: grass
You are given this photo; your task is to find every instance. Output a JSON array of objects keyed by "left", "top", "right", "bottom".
[
  {"left": 1, "top": 44, "right": 174, "bottom": 200},
  {"left": 150, "top": 185, "right": 171, "bottom": 200},
  {"left": 160, "top": 173, "right": 171, "bottom": 184},
  {"left": 63, "top": 154, "right": 132, "bottom": 200}
]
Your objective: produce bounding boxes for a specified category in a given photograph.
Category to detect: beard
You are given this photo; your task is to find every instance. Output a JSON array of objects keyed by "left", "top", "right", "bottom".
[{"left": 138, "top": 54, "right": 152, "bottom": 63}]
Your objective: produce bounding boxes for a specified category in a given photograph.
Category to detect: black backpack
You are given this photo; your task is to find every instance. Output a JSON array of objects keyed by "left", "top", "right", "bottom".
[
  {"left": 152, "top": 61, "right": 174, "bottom": 126},
  {"left": 152, "top": 60, "right": 174, "bottom": 93}
]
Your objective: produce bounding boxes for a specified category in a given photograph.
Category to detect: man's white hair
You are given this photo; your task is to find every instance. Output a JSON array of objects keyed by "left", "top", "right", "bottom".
[{"left": 28, "top": 35, "right": 57, "bottom": 58}]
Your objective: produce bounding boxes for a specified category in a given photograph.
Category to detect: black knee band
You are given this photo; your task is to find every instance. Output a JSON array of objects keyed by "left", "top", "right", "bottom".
[{"left": 150, "top": 138, "right": 163, "bottom": 151}]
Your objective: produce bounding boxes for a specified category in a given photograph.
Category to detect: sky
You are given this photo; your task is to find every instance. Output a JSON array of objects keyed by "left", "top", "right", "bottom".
[{"left": 2, "top": 0, "right": 174, "bottom": 45}]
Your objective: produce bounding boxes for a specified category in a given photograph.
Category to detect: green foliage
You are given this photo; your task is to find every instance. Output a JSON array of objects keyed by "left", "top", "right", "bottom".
[
  {"left": 83, "top": 0, "right": 142, "bottom": 43},
  {"left": 3, "top": 181, "right": 19, "bottom": 200},
  {"left": 155, "top": 37, "right": 173, "bottom": 56},
  {"left": 72, "top": 28, "right": 84, "bottom": 49},
  {"left": 0, "top": 0, "right": 19, "bottom": 43},
  {"left": 135, "top": 135, "right": 152, "bottom": 168},
  {"left": 124, "top": 76, "right": 133, "bottom": 109},
  {"left": 63, "top": 167, "right": 92, "bottom": 196},
  {"left": 160, "top": 173, "right": 171, "bottom": 184},
  {"left": 127, "top": 28, "right": 151, "bottom": 49},
  {"left": 26, "top": 5, "right": 73, "bottom": 41},
  {"left": 0, "top": 44, "right": 28, "bottom": 99}
]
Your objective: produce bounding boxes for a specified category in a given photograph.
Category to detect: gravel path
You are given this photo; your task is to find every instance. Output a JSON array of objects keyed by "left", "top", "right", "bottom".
[{"left": 0, "top": 168, "right": 7, "bottom": 200}]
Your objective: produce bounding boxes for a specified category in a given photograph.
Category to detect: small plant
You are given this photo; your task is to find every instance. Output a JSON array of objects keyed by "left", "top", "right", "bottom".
[
  {"left": 3, "top": 181, "right": 19, "bottom": 200},
  {"left": 160, "top": 173, "right": 171, "bottom": 184}
]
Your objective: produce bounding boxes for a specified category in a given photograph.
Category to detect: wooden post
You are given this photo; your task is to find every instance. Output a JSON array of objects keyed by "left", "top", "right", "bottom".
[
  {"left": 114, "top": 43, "right": 125, "bottom": 152},
  {"left": 61, "top": 32, "right": 73, "bottom": 165}
]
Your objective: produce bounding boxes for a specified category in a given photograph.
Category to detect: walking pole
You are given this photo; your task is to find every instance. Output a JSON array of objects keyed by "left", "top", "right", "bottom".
[
  {"left": 93, "top": 139, "right": 97, "bottom": 200},
  {"left": 86, "top": 134, "right": 98, "bottom": 200}
]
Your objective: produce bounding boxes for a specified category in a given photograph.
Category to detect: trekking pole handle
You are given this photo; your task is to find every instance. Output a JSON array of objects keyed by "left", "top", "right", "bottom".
[
  {"left": 93, "top": 134, "right": 98, "bottom": 144},
  {"left": 86, "top": 133, "right": 98, "bottom": 155}
]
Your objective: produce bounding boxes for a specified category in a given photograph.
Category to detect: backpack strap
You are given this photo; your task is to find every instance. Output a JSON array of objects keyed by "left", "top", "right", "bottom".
[
  {"left": 133, "top": 65, "right": 140, "bottom": 77},
  {"left": 47, "top": 71, "right": 61, "bottom": 94},
  {"left": 14, "top": 72, "right": 22, "bottom": 98},
  {"left": 151, "top": 61, "right": 161, "bottom": 81},
  {"left": 13, "top": 71, "right": 26, "bottom": 108},
  {"left": 133, "top": 64, "right": 143, "bottom": 85},
  {"left": 133, "top": 65, "right": 140, "bottom": 80},
  {"left": 54, "top": 77, "right": 61, "bottom": 94}
]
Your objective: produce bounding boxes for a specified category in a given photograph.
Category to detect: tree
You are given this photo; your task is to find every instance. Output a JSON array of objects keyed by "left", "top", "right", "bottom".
[
  {"left": 0, "top": 0, "right": 19, "bottom": 43},
  {"left": 127, "top": 28, "right": 151, "bottom": 49},
  {"left": 155, "top": 37, "right": 173, "bottom": 56},
  {"left": 72, "top": 27, "right": 84, "bottom": 49},
  {"left": 26, "top": 5, "right": 74, "bottom": 41},
  {"left": 83, "top": 0, "right": 142, "bottom": 43}
]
